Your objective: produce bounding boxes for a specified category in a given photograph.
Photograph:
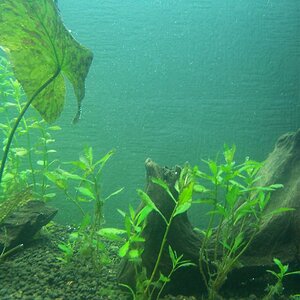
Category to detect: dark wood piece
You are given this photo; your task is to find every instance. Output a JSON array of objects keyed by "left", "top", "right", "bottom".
[{"left": 118, "top": 129, "right": 300, "bottom": 296}]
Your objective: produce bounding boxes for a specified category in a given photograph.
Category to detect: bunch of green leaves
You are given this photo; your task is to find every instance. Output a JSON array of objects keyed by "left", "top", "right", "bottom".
[
  {"left": 46, "top": 147, "right": 123, "bottom": 268},
  {"left": 100, "top": 166, "right": 195, "bottom": 300},
  {"left": 193, "top": 145, "right": 291, "bottom": 299},
  {"left": 0, "top": 57, "right": 60, "bottom": 201},
  {"left": 263, "top": 258, "right": 300, "bottom": 300}
]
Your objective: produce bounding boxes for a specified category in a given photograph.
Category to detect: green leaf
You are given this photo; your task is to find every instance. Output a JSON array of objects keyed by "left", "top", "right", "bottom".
[
  {"left": 192, "top": 199, "right": 215, "bottom": 205},
  {"left": 136, "top": 205, "right": 153, "bottom": 227},
  {"left": 128, "top": 249, "right": 140, "bottom": 259},
  {"left": 286, "top": 271, "right": 300, "bottom": 276},
  {"left": 266, "top": 269, "right": 279, "bottom": 279},
  {"left": 13, "top": 147, "right": 28, "bottom": 157},
  {"left": 0, "top": 0, "right": 93, "bottom": 123},
  {"left": 94, "top": 149, "right": 115, "bottom": 168},
  {"left": 223, "top": 144, "right": 236, "bottom": 164},
  {"left": 178, "top": 181, "right": 194, "bottom": 206},
  {"left": 58, "top": 243, "right": 73, "bottom": 255},
  {"left": 232, "top": 232, "right": 244, "bottom": 252},
  {"left": 265, "top": 207, "right": 295, "bottom": 218},
  {"left": 137, "top": 189, "right": 159, "bottom": 212},
  {"left": 208, "top": 160, "right": 218, "bottom": 177},
  {"left": 59, "top": 169, "right": 86, "bottom": 181},
  {"left": 44, "top": 171, "right": 68, "bottom": 190},
  {"left": 193, "top": 184, "right": 208, "bottom": 193},
  {"left": 174, "top": 202, "right": 191, "bottom": 217},
  {"left": 36, "top": 160, "right": 45, "bottom": 166},
  {"left": 104, "top": 187, "right": 124, "bottom": 201},
  {"left": 98, "top": 228, "right": 126, "bottom": 241},
  {"left": 225, "top": 185, "right": 240, "bottom": 208},
  {"left": 48, "top": 125, "right": 61, "bottom": 131},
  {"left": 168, "top": 246, "right": 176, "bottom": 263},
  {"left": 75, "top": 186, "right": 95, "bottom": 200},
  {"left": 137, "top": 189, "right": 168, "bottom": 224},
  {"left": 119, "top": 241, "right": 130, "bottom": 257},
  {"left": 151, "top": 177, "right": 170, "bottom": 192},
  {"left": 43, "top": 192, "right": 56, "bottom": 199},
  {"left": 117, "top": 208, "right": 126, "bottom": 218},
  {"left": 159, "top": 272, "right": 170, "bottom": 283}
]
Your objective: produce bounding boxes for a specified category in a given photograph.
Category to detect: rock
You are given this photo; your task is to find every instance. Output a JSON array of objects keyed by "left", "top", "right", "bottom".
[{"left": 0, "top": 200, "right": 58, "bottom": 252}]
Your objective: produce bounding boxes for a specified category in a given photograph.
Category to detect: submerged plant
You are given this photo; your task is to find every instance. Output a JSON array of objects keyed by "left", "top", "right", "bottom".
[
  {"left": 47, "top": 147, "right": 123, "bottom": 268},
  {"left": 193, "top": 145, "right": 291, "bottom": 299},
  {"left": 263, "top": 258, "right": 300, "bottom": 300},
  {"left": 0, "top": 0, "right": 93, "bottom": 186},
  {"left": 101, "top": 166, "right": 195, "bottom": 299},
  {"left": 0, "top": 57, "right": 61, "bottom": 201}
]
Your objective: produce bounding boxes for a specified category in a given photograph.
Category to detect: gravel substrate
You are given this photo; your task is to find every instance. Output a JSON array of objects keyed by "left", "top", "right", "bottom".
[
  {"left": 0, "top": 224, "right": 128, "bottom": 300},
  {"left": 0, "top": 224, "right": 297, "bottom": 300},
  {"left": 0, "top": 224, "right": 198, "bottom": 300}
]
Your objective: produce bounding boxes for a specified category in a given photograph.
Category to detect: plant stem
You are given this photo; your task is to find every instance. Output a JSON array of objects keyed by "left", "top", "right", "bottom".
[
  {"left": 0, "top": 67, "right": 61, "bottom": 186},
  {"left": 144, "top": 194, "right": 179, "bottom": 297},
  {"left": 0, "top": 244, "right": 24, "bottom": 260}
]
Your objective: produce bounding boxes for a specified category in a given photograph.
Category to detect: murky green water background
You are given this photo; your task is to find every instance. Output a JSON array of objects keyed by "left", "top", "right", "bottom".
[{"left": 2, "top": 0, "right": 300, "bottom": 226}]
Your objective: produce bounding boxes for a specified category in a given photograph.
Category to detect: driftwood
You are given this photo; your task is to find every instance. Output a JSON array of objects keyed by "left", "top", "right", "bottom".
[
  {"left": 0, "top": 200, "right": 58, "bottom": 253},
  {"left": 118, "top": 129, "right": 300, "bottom": 296}
]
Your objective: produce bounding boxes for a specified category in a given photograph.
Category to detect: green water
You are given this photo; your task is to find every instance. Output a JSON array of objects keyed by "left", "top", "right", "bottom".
[{"left": 2, "top": 0, "right": 300, "bottom": 226}]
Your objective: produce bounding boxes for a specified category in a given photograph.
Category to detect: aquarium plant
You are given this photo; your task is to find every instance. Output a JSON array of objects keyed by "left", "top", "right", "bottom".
[
  {"left": 0, "top": 57, "right": 61, "bottom": 201},
  {"left": 100, "top": 167, "right": 195, "bottom": 299},
  {"left": 193, "top": 145, "right": 291, "bottom": 299},
  {"left": 263, "top": 258, "right": 300, "bottom": 300},
  {"left": 0, "top": 0, "right": 93, "bottom": 187},
  {"left": 46, "top": 147, "right": 123, "bottom": 268}
]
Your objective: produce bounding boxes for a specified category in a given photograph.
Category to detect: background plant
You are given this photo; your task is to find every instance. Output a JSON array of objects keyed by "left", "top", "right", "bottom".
[{"left": 0, "top": 56, "right": 61, "bottom": 202}]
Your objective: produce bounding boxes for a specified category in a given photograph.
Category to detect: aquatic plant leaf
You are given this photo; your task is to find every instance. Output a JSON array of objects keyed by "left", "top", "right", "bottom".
[
  {"left": 174, "top": 202, "right": 191, "bottom": 217},
  {"left": 98, "top": 228, "right": 126, "bottom": 242},
  {"left": 128, "top": 249, "right": 140, "bottom": 259},
  {"left": 0, "top": 0, "right": 93, "bottom": 123},
  {"left": 75, "top": 186, "right": 95, "bottom": 200},
  {"left": 137, "top": 189, "right": 168, "bottom": 224},
  {"left": 119, "top": 241, "right": 130, "bottom": 257},
  {"left": 178, "top": 181, "right": 194, "bottom": 205},
  {"left": 104, "top": 187, "right": 124, "bottom": 201},
  {"left": 137, "top": 189, "right": 159, "bottom": 212},
  {"left": 136, "top": 205, "right": 153, "bottom": 227}
]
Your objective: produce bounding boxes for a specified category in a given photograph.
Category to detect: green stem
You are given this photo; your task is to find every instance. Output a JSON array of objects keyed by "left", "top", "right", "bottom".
[
  {"left": 0, "top": 67, "right": 61, "bottom": 186},
  {"left": 0, "top": 243, "right": 24, "bottom": 260},
  {"left": 144, "top": 198, "right": 179, "bottom": 297}
]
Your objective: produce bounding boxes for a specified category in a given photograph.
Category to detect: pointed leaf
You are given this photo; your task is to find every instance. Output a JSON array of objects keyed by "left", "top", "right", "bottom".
[
  {"left": 104, "top": 187, "right": 124, "bottom": 201},
  {"left": 75, "top": 186, "right": 95, "bottom": 200},
  {"left": 119, "top": 241, "right": 130, "bottom": 257},
  {"left": 98, "top": 228, "right": 126, "bottom": 242}
]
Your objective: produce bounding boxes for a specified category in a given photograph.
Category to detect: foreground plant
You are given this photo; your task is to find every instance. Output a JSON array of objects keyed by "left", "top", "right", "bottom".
[
  {"left": 100, "top": 166, "right": 195, "bottom": 299},
  {"left": 194, "top": 145, "right": 291, "bottom": 299}
]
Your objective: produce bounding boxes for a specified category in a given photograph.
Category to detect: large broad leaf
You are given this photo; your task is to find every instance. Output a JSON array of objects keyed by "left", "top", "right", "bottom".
[{"left": 0, "top": 0, "right": 93, "bottom": 123}]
